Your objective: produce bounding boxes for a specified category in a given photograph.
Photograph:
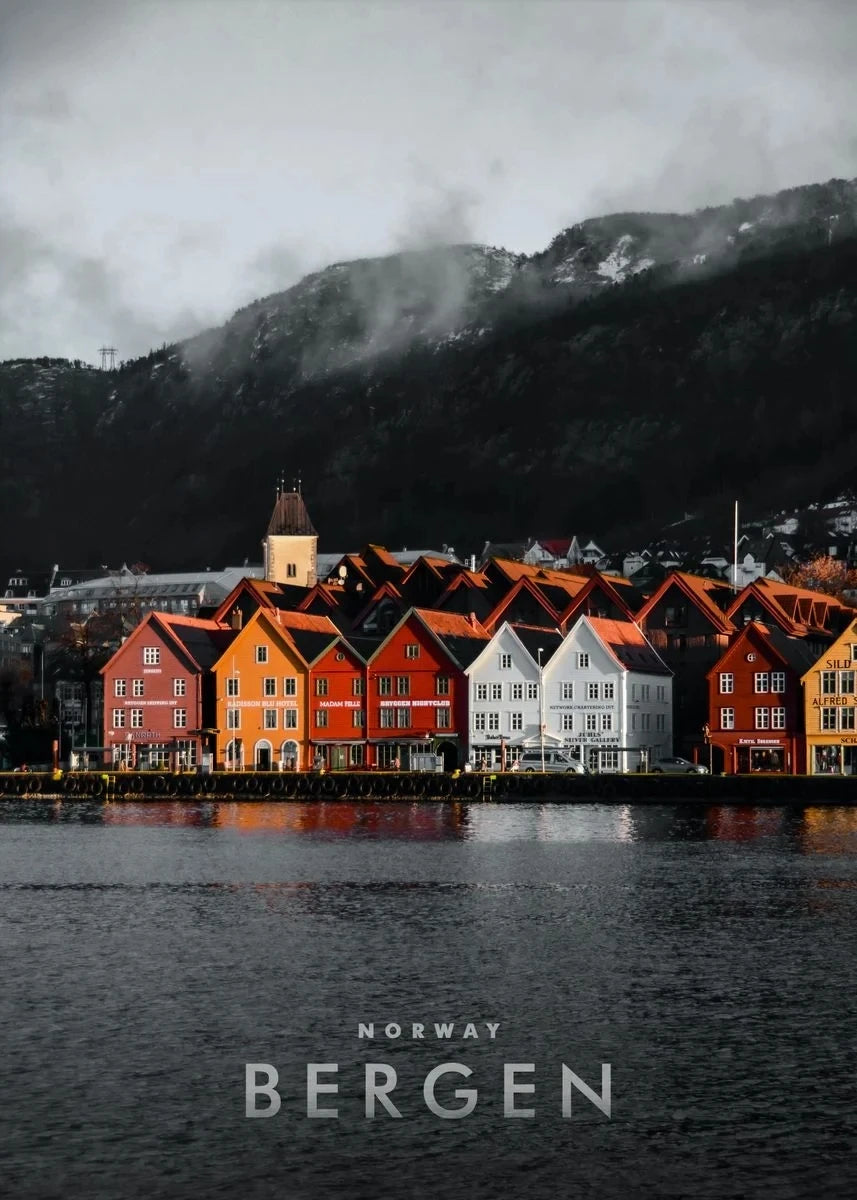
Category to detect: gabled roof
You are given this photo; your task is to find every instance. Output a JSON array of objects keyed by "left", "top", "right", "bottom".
[
  {"left": 266, "top": 490, "right": 316, "bottom": 536},
  {"left": 270, "top": 609, "right": 341, "bottom": 666},
  {"left": 368, "top": 607, "right": 490, "bottom": 670},
  {"left": 706, "top": 621, "right": 819, "bottom": 679},
  {"left": 509, "top": 623, "right": 564, "bottom": 667},
  {"left": 352, "top": 581, "right": 405, "bottom": 630},
  {"left": 102, "top": 611, "right": 234, "bottom": 675},
  {"left": 635, "top": 571, "right": 736, "bottom": 634},
  {"left": 584, "top": 617, "right": 671, "bottom": 675}
]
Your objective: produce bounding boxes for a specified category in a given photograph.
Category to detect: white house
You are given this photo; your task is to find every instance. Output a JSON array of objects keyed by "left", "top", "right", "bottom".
[
  {"left": 464, "top": 623, "right": 563, "bottom": 768},
  {"left": 541, "top": 616, "right": 673, "bottom": 773}
]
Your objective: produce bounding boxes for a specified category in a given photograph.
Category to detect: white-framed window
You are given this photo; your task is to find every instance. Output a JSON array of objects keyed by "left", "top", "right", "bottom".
[
  {"left": 656, "top": 713, "right": 666, "bottom": 731},
  {"left": 264, "top": 709, "right": 277, "bottom": 729},
  {"left": 173, "top": 678, "right": 186, "bottom": 697},
  {"left": 640, "top": 713, "right": 650, "bottom": 731},
  {"left": 641, "top": 684, "right": 650, "bottom": 701},
  {"left": 821, "top": 708, "right": 837, "bottom": 730},
  {"left": 435, "top": 674, "right": 449, "bottom": 696},
  {"left": 475, "top": 682, "right": 488, "bottom": 702},
  {"left": 378, "top": 676, "right": 392, "bottom": 696},
  {"left": 132, "top": 678, "right": 144, "bottom": 697},
  {"left": 487, "top": 712, "right": 500, "bottom": 732},
  {"left": 112, "top": 708, "right": 125, "bottom": 728},
  {"left": 315, "top": 677, "right": 328, "bottom": 697},
  {"left": 143, "top": 647, "right": 160, "bottom": 665},
  {"left": 316, "top": 710, "right": 329, "bottom": 728},
  {"left": 585, "top": 713, "right": 597, "bottom": 732},
  {"left": 631, "top": 683, "right": 638, "bottom": 701},
  {"left": 719, "top": 672, "right": 734, "bottom": 694},
  {"left": 821, "top": 671, "right": 837, "bottom": 694},
  {"left": 771, "top": 707, "right": 786, "bottom": 729},
  {"left": 841, "top": 671, "right": 855, "bottom": 694},
  {"left": 720, "top": 707, "right": 735, "bottom": 730},
  {"left": 353, "top": 677, "right": 365, "bottom": 696},
  {"left": 560, "top": 682, "right": 574, "bottom": 700},
  {"left": 473, "top": 712, "right": 486, "bottom": 732},
  {"left": 490, "top": 683, "right": 502, "bottom": 701},
  {"left": 263, "top": 677, "right": 277, "bottom": 697},
  {"left": 352, "top": 709, "right": 365, "bottom": 727},
  {"left": 226, "top": 676, "right": 239, "bottom": 698},
  {"left": 526, "top": 682, "right": 538, "bottom": 700},
  {"left": 395, "top": 676, "right": 408, "bottom": 696},
  {"left": 499, "top": 653, "right": 512, "bottom": 670},
  {"left": 130, "top": 709, "right": 143, "bottom": 728},
  {"left": 396, "top": 708, "right": 410, "bottom": 728},
  {"left": 586, "top": 682, "right": 598, "bottom": 700},
  {"left": 255, "top": 645, "right": 268, "bottom": 664},
  {"left": 114, "top": 679, "right": 126, "bottom": 697},
  {"left": 436, "top": 708, "right": 450, "bottom": 729},
  {"left": 510, "top": 682, "right": 523, "bottom": 701},
  {"left": 656, "top": 685, "right": 666, "bottom": 702},
  {"left": 286, "top": 563, "right": 297, "bottom": 578},
  {"left": 754, "top": 707, "right": 770, "bottom": 730},
  {"left": 577, "top": 653, "right": 590, "bottom": 669},
  {"left": 754, "top": 672, "right": 770, "bottom": 693},
  {"left": 561, "top": 713, "right": 574, "bottom": 731},
  {"left": 770, "top": 671, "right": 786, "bottom": 694},
  {"left": 226, "top": 708, "right": 240, "bottom": 730},
  {"left": 284, "top": 709, "right": 298, "bottom": 729},
  {"left": 842, "top": 707, "right": 856, "bottom": 731},
  {"left": 603, "top": 682, "right": 615, "bottom": 700},
  {"left": 510, "top": 712, "right": 523, "bottom": 732},
  {"left": 174, "top": 709, "right": 187, "bottom": 728},
  {"left": 404, "top": 643, "right": 420, "bottom": 659},
  {"left": 284, "top": 677, "right": 297, "bottom": 696},
  {"left": 631, "top": 713, "right": 637, "bottom": 731}
]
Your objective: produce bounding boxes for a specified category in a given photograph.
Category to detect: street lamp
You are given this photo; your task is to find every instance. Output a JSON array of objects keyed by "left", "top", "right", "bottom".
[{"left": 537, "top": 647, "right": 545, "bottom": 773}]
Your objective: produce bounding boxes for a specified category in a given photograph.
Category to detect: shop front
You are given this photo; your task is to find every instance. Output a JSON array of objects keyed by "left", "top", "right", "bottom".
[
  {"left": 108, "top": 728, "right": 203, "bottom": 770},
  {"left": 312, "top": 740, "right": 366, "bottom": 770},
  {"left": 712, "top": 734, "right": 798, "bottom": 774},
  {"left": 808, "top": 737, "right": 857, "bottom": 775}
]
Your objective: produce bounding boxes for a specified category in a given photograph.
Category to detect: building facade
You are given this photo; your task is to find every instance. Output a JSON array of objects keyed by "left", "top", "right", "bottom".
[{"left": 802, "top": 617, "right": 857, "bottom": 774}]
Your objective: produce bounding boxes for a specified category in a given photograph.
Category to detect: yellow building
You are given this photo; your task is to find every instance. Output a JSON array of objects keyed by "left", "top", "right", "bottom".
[
  {"left": 801, "top": 618, "right": 857, "bottom": 775},
  {"left": 263, "top": 487, "right": 318, "bottom": 588}
]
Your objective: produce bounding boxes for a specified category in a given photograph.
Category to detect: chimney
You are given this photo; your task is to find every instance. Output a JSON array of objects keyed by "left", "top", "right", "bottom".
[
  {"left": 230, "top": 609, "right": 243, "bottom": 631},
  {"left": 469, "top": 611, "right": 478, "bottom": 629}
]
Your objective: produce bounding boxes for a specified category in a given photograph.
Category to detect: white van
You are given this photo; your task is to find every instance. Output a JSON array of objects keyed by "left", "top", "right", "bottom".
[{"left": 513, "top": 750, "right": 588, "bottom": 774}]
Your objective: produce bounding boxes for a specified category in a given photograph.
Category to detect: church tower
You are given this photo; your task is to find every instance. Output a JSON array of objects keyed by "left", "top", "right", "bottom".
[{"left": 263, "top": 480, "right": 318, "bottom": 587}]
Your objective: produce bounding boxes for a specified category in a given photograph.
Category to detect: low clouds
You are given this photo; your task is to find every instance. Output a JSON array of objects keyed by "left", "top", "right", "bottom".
[{"left": 1, "top": 0, "right": 856, "bottom": 361}]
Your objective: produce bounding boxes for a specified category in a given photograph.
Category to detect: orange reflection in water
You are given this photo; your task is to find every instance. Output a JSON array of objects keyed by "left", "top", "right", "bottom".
[{"left": 799, "top": 807, "right": 857, "bottom": 855}]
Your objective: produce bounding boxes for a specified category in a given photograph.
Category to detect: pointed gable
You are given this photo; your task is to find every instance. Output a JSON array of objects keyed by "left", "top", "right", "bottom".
[
  {"left": 266, "top": 490, "right": 316, "bottom": 536},
  {"left": 636, "top": 571, "right": 736, "bottom": 634},
  {"left": 585, "top": 617, "right": 671, "bottom": 675}
]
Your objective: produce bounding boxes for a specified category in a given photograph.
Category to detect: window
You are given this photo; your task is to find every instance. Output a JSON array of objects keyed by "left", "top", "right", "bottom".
[
  {"left": 487, "top": 712, "right": 500, "bottom": 732},
  {"left": 719, "top": 673, "right": 734, "bottom": 694},
  {"left": 561, "top": 713, "right": 574, "bottom": 731},
  {"left": 173, "top": 678, "right": 186, "bottom": 697},
  {"left": 526, "top": 682, "right": 538, "bottom": 701},
  {"left": 226, "top": 676, "right": 239, "bottom": 698},
  {"left": 631, "top": 713, "right": 637, "bottom": 731},
  {"left": 378, "top": 676, "right": 392, "bottom": 696},
  {"left": 143, "top": 647, "right": 160, "bottom": 665},
  {"left": 656, "top": 713, "right": 666, "bottom": 732},
  {"left": 510, "top": 682, "right": 523, "bottom": 701},
  {"left": 227, "top": 708, "right": 240, "bottom": 730},
  {"left": 264, "top": 677, "right": 277, "bottom": 697},
  {"left": 821, "top": 708, "right": 837, "bottom": 730},
  {"left": 315, "top": 677, "right": 329, "bottom": 697},
  {"left": 640, "top": 713, "right": 650, "bottom": 731},
  {"left": 264, "top": 709, "right": 277, "bottom": 729},
  {"left": 475, "top": 682, "right": 488, "bottom": 702},
  {"left": 603, "top": 682, "right": 615, "bottom": 700},
  {"left": 286, "top": 563, "right": 297, "bottom": 578},
  {"left": 771, "top": 707, "right": 786, "bottom": 730},
  {"left": 510, "top": 712, "right": 523, "bottom": 732},
  {"left": 353, "top": 677, "right": 365, "bottom": 696},
  {"left": 284, "top": 709, "right": 298, "bottom": 729},
  {"left": 114, "top": 679, "right": 126, "bottom": 697},
  {"left": 352, "top": 709, "right": 365, "bottom": 727},
  {"left": 112, "top": 708, "right": 125, "bottom": 728},
  {"left": 641, "top": 685, "right": 650, "bottom": 701},
  {"left": 174, "top": 709, "right": 187, "bottom": 728},
  {"left": 586, "top": 682, "right": 598, "bottom": 700},
  {"left": 396, "top": 708, "right": 411, "bottom": 728},
  {"left": 490, "top": 683, "right": 502, "bottom": 701},
  {"left": 821, "top": 671, "right": 837, "bottom": 694},
  {"left": 380, "top": 708, "right": 395, "bottom": 728},
  {"left": 255, "top": 646, "right": 268, "bottom": 664},
  {"left": 754, "top": 707, "right": 770, "bottom": 730},
  {"left": 577, "top": 653, "right": 590, "bottom": 669},
  {"left": 656, "top": 685, "right": 666, "bottom": 702},
  {"left": 404, "top": 643, "right": 420, "bottom": 659},
  {"left": 316, "top": 710, "right": 328, "bottom": 728},
  {"left": 585, "top": 714, "right": 597, "bottom": 732},
  {"left": 842, "top": 707, "right": 856, "bottom": 731},
  {"left": 841, "top": 671, "right": 855, "bottom": 694},
  {"left": 664, "top": 604, "right": 687, "bottom": 628},
  {"left": 132, "top": 678, "right": 144, "bottom": 697},
  {"left": 436, "top": 674, "right": 450, "bottom": 696},
  {"left": 283, "top": 677, "right": 296, "bottom": 696},
  {"left": 130, "top": 709, "right": 143, "bottom": 728},
  {"left": 436, "top": 708, "right": 450, "bottom": 729},
  {"left": 561, "top": 682, "right": 574, "bottom": 700},
  {"left": 720, "top": 707, "right": 735, "bottom": 730},
  {"left": 754, "top": 672, "right": 770, "bottom": 693},
  {"left": 499, "top": 653, "right": 512, "bottom": 669},
  {"left": 601, "top": 713, "right": 613, "bottom": 732},
  {"left": 175, "top": 739, "right": 197, "bottom": 768},
  {"left": 631, "top": 684, "right": 638, "bottom": 701},
  {"left": 473, "top": 712, "right": 486, "bottom": 732},
  {"left": 396, "top": 676, "right": 410, "bottom": 696}
]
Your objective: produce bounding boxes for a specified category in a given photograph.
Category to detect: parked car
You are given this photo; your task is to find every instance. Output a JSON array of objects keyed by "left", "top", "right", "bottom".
[
  {"left": 650, "top": 756, "right": 708, "bottom": 775},
  {"left": 512, "top": 750, "right": 588, "bottom": 775}
]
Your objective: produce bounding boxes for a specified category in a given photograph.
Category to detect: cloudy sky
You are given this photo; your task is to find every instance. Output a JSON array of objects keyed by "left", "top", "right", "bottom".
[{"left": 2, "top": 0, "right": 855, "bottom": 362}]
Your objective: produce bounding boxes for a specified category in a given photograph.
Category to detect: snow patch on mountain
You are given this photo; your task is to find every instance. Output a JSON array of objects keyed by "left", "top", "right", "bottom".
[{"left": 596, "top": 235, "right": 654, "bottom": 283}]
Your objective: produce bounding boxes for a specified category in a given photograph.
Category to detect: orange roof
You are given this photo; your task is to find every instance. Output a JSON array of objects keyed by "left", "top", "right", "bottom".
[
  {"left": 587, "top": 617, "right": 648, "bottom": 647},
  {"left": 271, "top": 610, "right": 340, "bottom": 634},
  {"left": 413, "top": 608, "right": 490, "bottom": 637},
  {"left": 637, "top": 571, "right": 735, "bottom": 633}
]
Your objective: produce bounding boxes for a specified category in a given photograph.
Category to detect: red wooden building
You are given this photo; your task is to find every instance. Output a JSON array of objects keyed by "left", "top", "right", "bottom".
[
  {"left": 101, "top": 612, "right": 233, "bottom": 770},
  {"left": 365, "top": 609, "right": 490, "bottom": 769},
  {"left": 306, "top": 635, "right": 369, "bottom": 770},
  {"left": 706, "top": 621, "right": 816, "bottom": 774}
]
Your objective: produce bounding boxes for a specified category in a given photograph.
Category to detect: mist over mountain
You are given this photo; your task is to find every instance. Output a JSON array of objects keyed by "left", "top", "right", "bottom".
[{"left": 2, "top": 176, "right": 857, "bottom": 576}]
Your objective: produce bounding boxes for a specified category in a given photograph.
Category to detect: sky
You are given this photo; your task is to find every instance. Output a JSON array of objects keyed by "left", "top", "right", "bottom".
[{"left": 2, "top": 0, "right": 856, "bottom": 362}]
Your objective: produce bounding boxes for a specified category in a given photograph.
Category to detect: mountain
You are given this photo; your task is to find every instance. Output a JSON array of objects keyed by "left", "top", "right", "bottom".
[{"left": 2, "top": 176, "right": 857, "bottom": 576}]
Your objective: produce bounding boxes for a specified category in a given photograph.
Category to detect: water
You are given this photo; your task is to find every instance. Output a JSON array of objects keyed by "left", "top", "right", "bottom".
[{"left": 3, "top": 800, "right": 857, "bottom": 1199}]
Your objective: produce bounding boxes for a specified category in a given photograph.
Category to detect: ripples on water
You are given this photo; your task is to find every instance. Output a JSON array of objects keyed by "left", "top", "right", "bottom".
[{"left": 2, "top": 801, "right": 857, "bottom": 1198}]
